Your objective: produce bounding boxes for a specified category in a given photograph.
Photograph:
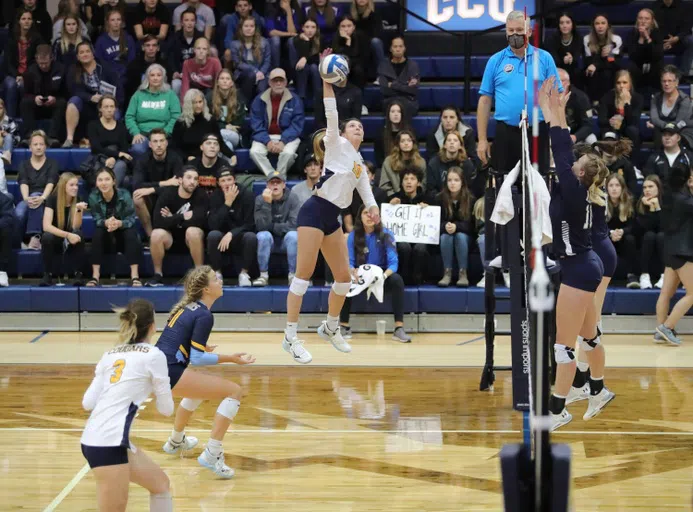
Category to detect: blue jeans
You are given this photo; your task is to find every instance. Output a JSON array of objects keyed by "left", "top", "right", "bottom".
[
  {"left": 256, "top": 230, "right": 297, "bottom": 273},
  {"left": 2, "top": 132, "right": 13, "bottom": 153},
  {"left": 477, "top": 234, "right": 486, "bottom": 264},
  {"left": 370, "top": 37, "right": 385, "bottom": 71},
  {"left": 112, "top": 160, "right": 128, "bottom": 187},
  {"left": 14, "top": 192, "right": 44, "bottom": 245},
  {"left": 130, "top": 139, "right": 150, "bottom": 158},
  {"left": 270, "top": 36, "right": 282, "bottom": 70},
  {"left": 440, "top": 232, "right": 470, "bottom": 270},
  {"left": 3, "top": 76, "right": 23, "bottom": 118}
]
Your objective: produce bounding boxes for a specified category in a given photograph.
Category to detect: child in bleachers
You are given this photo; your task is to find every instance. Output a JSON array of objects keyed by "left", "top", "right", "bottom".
[
  {"left": 583, "top": 13, "right": 622, "bottom": 104},
  {"left": 291, "top": 18, "right": 322, "bottom": 101},
  {"left": 379, "top": 130, "right": 426, "bottom": 198},
  {"left": 4, "top": 9, "right": 42, "bottom": 119},
  {"left": 52, "top": 14, "right": 85, "bottom": 69},
  {"left": 15, "top": 130, "right": 59, "bottom": 250},
  {"left": 89, "top": 95, "right": 132, "bottom": 187},
  {"left": 635, "top": 175, "right": 665, "bottom": 289},
  {"left": 332, "top": 14, "right": 369, "bottom": 91},
  {"left": 87, "top": 167, "right": 142, "bottom": 286},
  {"left": 426, "top": 131, "right": 479, "bottom": 198},
  {"left": 373, "top": 100, "right": 409, "bottom": 167},
  {"left": 229, "top": 17, "right": 270, "bottom": 101},
  {"left": 598, "top": 71, "right": 643, "bottom": 160},
  {"left": 0, "top": 99, "right": 20, "bottom": 168},
  {"left": 94, "top": 10, "right": 136, "bottom": 92},
  {"left": 40, "top": 172, "right": 87, "bottom": 286},
  {"left": 340, "top": 204, "right": 411, "bottom": 342},
  {"left": 545, "top": 12, "right": 583, "bottom": 88},
  {"left": 305, "top": 0, "right": 339, "bottom": 46},
  {"left": 391, "top": 168, "right": 429, "bottom": 285},
  {"left": 208, "top": 69, "right": 248, "bottom": 152},
  {"left": 606, "top": 172, "right": 639, "bottom": 288},
  {"left": 425, "top": 105, "right": 477, "bottom": 167},
  {"left": 435, "top": 166, "right": 473, "bottom": 288},
  {"left": 169, "top": 9, "right": 204, "bottom": 96},
  {"left": 624, "top": 9, "right": 663, "bottom": 93}
]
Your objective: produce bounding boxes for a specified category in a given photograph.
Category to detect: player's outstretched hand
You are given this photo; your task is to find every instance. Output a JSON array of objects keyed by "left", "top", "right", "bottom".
[
  {"left": 368, "top": 205, "right": 380, "bottom": 225},
  {"left": 231, "top": 353, "right": 256, "bottom": 365},
  {"left": 320, "top": 48, "right": 333, "bottom": 61}
]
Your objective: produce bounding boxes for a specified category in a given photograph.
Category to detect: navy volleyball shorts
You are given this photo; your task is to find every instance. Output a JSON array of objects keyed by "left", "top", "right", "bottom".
[
  {"left": 592, "top": 236, "right": 617, "bottom": 278},
  {"left": 168, "top": 362, "right": 187, "bottom": 389},
  {"left": 560, "top": 250, "right": 604, "bottom": 292},
  {"left": 297, "top": 195, "right": 342, "bottom": 235},
  {"left": 81, "top": 444, "right": 128, "bottom": 468}
]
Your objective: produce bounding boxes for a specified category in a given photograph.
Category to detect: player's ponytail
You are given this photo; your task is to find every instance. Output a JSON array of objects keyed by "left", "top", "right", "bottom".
[
  {"left": 312, "top": 129, "right": 326, "bottom": 164},
  {"left": 170, "top": 265, "right": 214, "bottom": 317},
  {"left": 115, "top": 298, "right": 156, "bottom": 344},
  {"left": 581, "top": 154, "right": 609, "bottom": 207}
]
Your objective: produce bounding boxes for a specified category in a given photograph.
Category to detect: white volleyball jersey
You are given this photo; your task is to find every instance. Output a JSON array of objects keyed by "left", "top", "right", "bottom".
[
  {"left": 81, "top": 343, "right": 174, "bottom": 448},
  {"left": 314, "top": 97, "right": 377, "bottom": 210}
]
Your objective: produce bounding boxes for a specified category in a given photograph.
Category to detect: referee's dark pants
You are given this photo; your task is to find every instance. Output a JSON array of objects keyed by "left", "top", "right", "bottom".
[{"left": 492, "top": 121, "right": 551, "bottom": 178}]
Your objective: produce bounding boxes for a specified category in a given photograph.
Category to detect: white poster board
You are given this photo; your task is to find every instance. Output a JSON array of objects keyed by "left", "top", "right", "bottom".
[{"left": 380, "top": 204, "right": 441, "bottom": 245}]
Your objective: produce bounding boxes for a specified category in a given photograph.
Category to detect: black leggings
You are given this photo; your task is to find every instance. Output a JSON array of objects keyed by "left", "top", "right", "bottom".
[
  {"left": 640, "top": 230, "right": 665, "bottom": 275},
  {"left": 396, "top": 242, "right": 429, "bottom": 285},
  {"left": 340, "top": 272, "right": 405, "bottom": 324},
  {"left": 0, "top": 226, "right": 11, "bottom": 272},
  {"left": 91, "top": 226, "right": 142, "bottom": 266},
  {"left": 206, "top": 230, "right": 258, "bottom": 273},
  {"left": 41, "top": 230, "right": 86, "bottom": 276},
  {"left": 613, "top": 233, "right": 638, "bottom": 276}
]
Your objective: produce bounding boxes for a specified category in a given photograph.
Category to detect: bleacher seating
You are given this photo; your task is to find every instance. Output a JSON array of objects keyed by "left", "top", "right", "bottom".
[{"left": 0, "top": 284, "right": 685, "bottom": 315}]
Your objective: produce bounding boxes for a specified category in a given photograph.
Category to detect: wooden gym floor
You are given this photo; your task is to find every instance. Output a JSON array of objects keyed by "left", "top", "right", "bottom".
[{"left": 0, "top": 331, "right": 691, "bottom": 511}]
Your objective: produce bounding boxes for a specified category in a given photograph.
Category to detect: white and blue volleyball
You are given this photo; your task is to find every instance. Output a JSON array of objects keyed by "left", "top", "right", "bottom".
[{"left": 319, "top": 54, "right": 349, "bottom": 84}]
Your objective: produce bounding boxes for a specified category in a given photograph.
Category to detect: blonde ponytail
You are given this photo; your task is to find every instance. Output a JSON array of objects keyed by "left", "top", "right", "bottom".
[
  {"left": 115, "top": 298, "right": 156, "bottom": 344},
  {"left": 169, "top": 266, "right": 214, "bottom": 317},
  {"left": 312, "top": 129, "right": 326, "bottom": 164}
]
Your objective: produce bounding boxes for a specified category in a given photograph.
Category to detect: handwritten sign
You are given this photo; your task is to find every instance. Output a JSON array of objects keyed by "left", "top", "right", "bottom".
[{"left": 381, "top": 204, "right": 441, "bottom": 245}]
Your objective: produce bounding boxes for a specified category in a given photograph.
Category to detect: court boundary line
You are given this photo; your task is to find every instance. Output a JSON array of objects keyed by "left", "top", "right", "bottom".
[
  {"left": 29, "top": 331, "right": 49, "bottom": 343},
  {"left": 3, "top": 427, "right": 692, "bottom": 435},
  {"left": 42, "top": 462, "right": 89, "bottom": 512}
]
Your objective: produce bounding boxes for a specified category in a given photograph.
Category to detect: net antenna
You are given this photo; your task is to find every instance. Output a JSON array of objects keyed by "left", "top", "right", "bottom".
[{"left": 521, "top": 7, "right": 556, "bottom": 512}]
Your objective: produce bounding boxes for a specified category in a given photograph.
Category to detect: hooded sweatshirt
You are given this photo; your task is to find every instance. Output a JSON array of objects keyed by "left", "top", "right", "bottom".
[{"left": 125, "top": 88, "right": 182, "bottom": 136}]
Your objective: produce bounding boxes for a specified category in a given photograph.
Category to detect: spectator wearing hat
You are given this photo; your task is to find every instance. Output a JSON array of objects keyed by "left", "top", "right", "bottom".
[
  {"left": 249, "top": 67, "right": 304, "bottom": 177},
  {"left": 290, "top": 153, "right": 321, "bottom": 207},
  {"left": 253, "top": 170, "right": 301, "bottom": 286},
  {"left": 146, "top": 165, "right": 209, "bottom": 287},
  {"left": 207, "top": 166, "right": 258, "bottom": 286},
  {"left": 131, "top": 129, "right": 184, "bottom": 238},
  {"left": 643, "top": 122, "right": 693, "bottom": 201},
  {"left": 189, "top": 133, "right": 231, "bottom": 196},
  {"left": 172, "top": 88, "right": 236, "bottom": 161},
  {"left": 20, "top": 44, "right": 65, "bottom": 146}
]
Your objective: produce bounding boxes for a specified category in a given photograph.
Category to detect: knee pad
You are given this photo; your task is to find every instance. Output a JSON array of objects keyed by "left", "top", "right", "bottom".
[
  {"left": 179, "top": 398, "right": 203, "bottom": 411},
  {"left": 289, "top": 277, "right": 310, "bottom": 296},
  {"left": 554, "top": 344, "right": 576, "bottom": 364},
  {"left": 332, "top": 281, "right": 351, "bottom": 296},
  {"left": 216, "top": 397, "right": 240, "bottom": 420},
  {"left": 580, "top": 328, "right": 602, "bottom": 352}
]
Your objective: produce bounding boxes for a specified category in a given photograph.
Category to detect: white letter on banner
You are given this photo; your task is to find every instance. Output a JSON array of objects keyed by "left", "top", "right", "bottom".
[
  {"left": 456, "top": 0, "right": 484, "bottom": 19},
  {"left": 427, "top": 0, "right": 453, "bottom": 25},
  {"left": 489, "top": 0, "right": 516, "bottom": 22}
]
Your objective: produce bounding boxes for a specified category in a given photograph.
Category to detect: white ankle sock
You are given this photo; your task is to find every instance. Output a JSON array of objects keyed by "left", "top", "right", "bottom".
[
  {"left": 150, "top": 491, "right": 173, "bottom": 512},
  {"left": 171, "top": 429, "right": 185, "bottom": 443},
  {"left": 285, "top": 322, "right": 298, "bottom": 340},
  {"left": 207, "top": 438, "right": 223, "bottom": 457},
  {"left": 326, "top": 315, "right": 339, "bottom": 332},
  {"left": 576, "top": 361, "right": 590, "bottom": 373},
  {"left": 260, "top": 271, "right": 269, "bottom": 278}
]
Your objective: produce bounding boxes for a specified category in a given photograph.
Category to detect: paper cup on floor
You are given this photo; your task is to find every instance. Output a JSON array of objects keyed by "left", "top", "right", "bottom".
[{"left": 376, "top": 320, "right": 387, "bottom": 336}]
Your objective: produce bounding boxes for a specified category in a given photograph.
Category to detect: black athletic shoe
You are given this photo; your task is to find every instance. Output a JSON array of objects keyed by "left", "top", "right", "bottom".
[
  {"left": 146, "top": 273, "right": 164, "bottom": 287},
  {"left": 39, "top": 273, "right": 53, "bottom": 287}
]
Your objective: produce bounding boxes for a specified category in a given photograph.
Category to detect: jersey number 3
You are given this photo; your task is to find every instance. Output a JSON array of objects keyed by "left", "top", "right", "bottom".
[{"left": 110, "top": 359, "right": 126, "bottom": 383}]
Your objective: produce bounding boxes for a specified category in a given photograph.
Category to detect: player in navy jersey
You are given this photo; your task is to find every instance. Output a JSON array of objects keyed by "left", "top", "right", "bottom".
[
  {"left": 156, "top": 265, "right": 256, "bottom": 478},
  {"left": 567, "top": 139, "right": 631, "bottom": 405},
  {"left": 281, "top": 48, "right": 380, "bottom": 365},
  {"left": 538, "top": 77, "right": 614, "bottom": 431},
  {"left": 81, "top": 299, "right": 174, "bottom": 512}
]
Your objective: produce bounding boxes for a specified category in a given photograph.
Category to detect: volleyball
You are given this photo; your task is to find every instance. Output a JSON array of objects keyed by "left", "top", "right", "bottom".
[{"left": 319, "top": 54, "right": 349, "bottom": 84}]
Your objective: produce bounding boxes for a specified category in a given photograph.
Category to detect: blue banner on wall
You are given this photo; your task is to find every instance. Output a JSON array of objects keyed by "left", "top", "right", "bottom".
[{"left": 405, "top": 0, "right": 536, "bottom": 32}]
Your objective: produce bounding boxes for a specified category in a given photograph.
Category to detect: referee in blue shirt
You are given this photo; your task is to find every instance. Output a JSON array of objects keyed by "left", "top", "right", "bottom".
[{"left": 477, "top": 10, "right": 562, "bottom": 176}]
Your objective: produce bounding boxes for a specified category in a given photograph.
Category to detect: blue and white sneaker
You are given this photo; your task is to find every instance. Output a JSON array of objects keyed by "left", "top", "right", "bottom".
[
  {"left": 318, "top": 321, "right": 352, "bottom": 353},
  {"left": 656, "top": 324, "right": 682, "bottom": 346},
  {"left": 550, "top": 408, "right": 572, "bottom": 432},
  {"left": 583, "top": 388, "right": 616, "bottom": 420},
  {"left": 566, "top": 383, "right": 590, "bottom": 405},
  {"left": 197, "top": 448, "right": 235, "bottom": 479},
  {"left": 282, "top": 335, "right": 312, "bottom": 364},
  {"left": 163, "top": 435, "right": 199, "bottom": 455}
]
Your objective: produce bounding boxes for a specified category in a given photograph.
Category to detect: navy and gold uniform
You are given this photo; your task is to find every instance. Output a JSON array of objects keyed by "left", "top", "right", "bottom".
[
  {"left": 591, "top": 197, "right": 617, "bottom": 278},
  {"left": 549, "top": 127, "right": 604, "bottom": 292},
  {"left": 156, "top": 301, "right": 216, "bottom": 388}
]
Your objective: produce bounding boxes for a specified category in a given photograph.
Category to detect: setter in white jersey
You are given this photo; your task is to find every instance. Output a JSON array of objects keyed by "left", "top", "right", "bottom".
[
  {"left": 281, "top": 49, "right": 381, "bottom": 364},
  {"left": 81, "top": 299, "right": 174, "bottom": 512}
]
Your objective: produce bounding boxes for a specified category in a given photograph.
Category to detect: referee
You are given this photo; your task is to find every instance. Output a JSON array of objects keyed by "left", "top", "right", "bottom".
[{"left": 477, "top": 10, "right": 562, "bottom": 176}]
